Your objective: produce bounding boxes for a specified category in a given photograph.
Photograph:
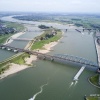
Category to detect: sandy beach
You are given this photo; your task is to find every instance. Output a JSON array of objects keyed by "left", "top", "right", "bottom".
[{"left": 25, "top": 55, "right": 37, "bottom": 65}]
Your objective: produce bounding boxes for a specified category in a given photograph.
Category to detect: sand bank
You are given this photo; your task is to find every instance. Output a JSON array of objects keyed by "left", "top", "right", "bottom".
[{"left": 25, "top": 55, "right": 37, "bottom": 65}]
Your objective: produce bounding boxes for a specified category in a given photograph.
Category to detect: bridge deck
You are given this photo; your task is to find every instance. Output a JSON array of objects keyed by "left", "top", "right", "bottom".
[{"left": 11, "top": 38, "right": 33, "bottom": 41}]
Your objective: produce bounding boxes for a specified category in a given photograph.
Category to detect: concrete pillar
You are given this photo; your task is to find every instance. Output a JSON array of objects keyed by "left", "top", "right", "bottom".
[
  {"left": 43, "top": 56, "right": 46, "bottom": 60},
  {"left": 51, "top": 57, "right": 54, "bottom": 61}
]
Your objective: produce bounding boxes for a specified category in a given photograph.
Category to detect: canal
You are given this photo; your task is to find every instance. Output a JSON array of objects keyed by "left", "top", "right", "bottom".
[{"left": 0, "top": 16, "right": 99, "bottom": 100}]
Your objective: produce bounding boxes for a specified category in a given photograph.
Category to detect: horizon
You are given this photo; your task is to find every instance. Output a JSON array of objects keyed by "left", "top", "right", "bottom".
[
  {"left": 0, "top": 0, "right": 100, "bottom": 13},
  {"left": 0, "top": 11, "right": 100, "bottom": 15}
]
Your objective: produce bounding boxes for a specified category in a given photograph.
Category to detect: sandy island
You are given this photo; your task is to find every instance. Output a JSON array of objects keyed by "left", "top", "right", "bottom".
[{"left": 0, "top": 32, "right": 59, "bottom": 79}]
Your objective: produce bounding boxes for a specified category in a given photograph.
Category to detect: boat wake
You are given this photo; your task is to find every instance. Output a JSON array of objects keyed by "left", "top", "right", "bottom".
[
  {"left": 69, "top": 81, "right": 78, "bottom": 88},
  {"left": 69, "top": 82, "right": 74, "bottom": 88},
  {"left": 28, "top": 82, "right": 48, "bottom": 100},
  {"left": 74, "top": 81, "right": 78, "bottom": 86},
  {"left": 81, "top": 32, "right": 84, "bottom": 35}
]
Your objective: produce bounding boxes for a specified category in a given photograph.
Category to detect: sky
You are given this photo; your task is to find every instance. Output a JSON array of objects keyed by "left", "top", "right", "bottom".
[{"left": 0, "top": 0, "right": 100, "bottom": 13}]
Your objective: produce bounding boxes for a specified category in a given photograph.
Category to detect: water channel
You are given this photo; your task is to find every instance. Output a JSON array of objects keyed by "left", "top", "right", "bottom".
[{"left": 0, "top": 16, "right": 99, "bottom": 100}]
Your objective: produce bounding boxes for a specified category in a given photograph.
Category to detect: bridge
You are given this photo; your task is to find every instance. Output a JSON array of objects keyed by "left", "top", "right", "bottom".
[
  {"left": 0, "top": 44, "right": 99, "bottom": 71},
  {"left": 10, "top": 37, "right": 34, "bottom": 41},
  {"left": 75, "top": 28, "right": 97, "bottom": 33}
]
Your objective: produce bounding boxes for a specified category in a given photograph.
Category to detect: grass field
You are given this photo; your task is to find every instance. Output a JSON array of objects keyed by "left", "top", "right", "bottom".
[
  {"left": 86, "top": 96, "right": 99, "bottom": 100},
  {"left": 11, "top": 53, "right": 30, "bottom": 65},
  {"left": 0, "top": 34, "right": 12, "bottom": 44},
  {"left": 90, "top": 74, "right": 99, "bottom": 86},
  {"left": 4, "top": 21, "right": 25, "bottom": 31}
]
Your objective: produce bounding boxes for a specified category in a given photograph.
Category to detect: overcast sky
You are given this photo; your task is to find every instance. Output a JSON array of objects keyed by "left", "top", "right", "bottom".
[{"left": 0, "top": 0, "right": 100, "bottom": 13}]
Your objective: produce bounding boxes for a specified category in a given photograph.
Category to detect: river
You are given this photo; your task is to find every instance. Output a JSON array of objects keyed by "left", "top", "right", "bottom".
[{"left": 0, "top": 16, "right": 99, "bottom": 100}]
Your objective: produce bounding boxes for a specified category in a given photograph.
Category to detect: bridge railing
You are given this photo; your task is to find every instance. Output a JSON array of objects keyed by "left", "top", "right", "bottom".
[{"left": 54, "top": 54, "right": 98, "bottom": 67}]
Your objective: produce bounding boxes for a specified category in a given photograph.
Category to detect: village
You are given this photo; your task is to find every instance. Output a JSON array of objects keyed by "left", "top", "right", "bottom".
[{"left": 0, "top": 20, "right": 16, "bottom": 35}]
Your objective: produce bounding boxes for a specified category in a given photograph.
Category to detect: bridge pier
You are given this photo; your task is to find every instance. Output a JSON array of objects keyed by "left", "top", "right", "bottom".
[
  {"left": 2, "top": 47, "right": 6, "bottom": 49},
  {"left": 7, "top": 48, "right": 11, "bottom": 51},
  {"left": 26, "top": 52, "right": 32, "bottom": 55},
  {"left": 43, "top": 56, "right": 46, "bottom": 60},
  {"left": 13, "top": 49, "right": 18, "bottom": 53},
  {"left": 51, "top": 57, "right": 54, "bottom": 61}
]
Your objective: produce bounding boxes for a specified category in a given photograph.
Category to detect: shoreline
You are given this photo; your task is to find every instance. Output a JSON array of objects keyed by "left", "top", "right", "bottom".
[
  {"left": 4, "top": 31, "right": 25, "bottom": 45},
  {"left": 0, "top": 63, "right": 28, "bottom": 79}
]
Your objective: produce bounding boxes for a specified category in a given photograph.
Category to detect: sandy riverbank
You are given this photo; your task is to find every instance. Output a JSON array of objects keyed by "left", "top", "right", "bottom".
[
  {"left": 4, "top": 32, "right": 25, "bottom": 45},
  {"left": 37, "top": 41, "right": 58, "bottom": 53},
  {"left": 0, "top": 63, "right": 28, "bottom": 79},
  {"left": 25, "top": 55, "right": 37, "bottom": 65}
]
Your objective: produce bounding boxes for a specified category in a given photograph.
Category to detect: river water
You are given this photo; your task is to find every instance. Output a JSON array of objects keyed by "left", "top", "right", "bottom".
[{"left": 0, "top": 16, "right": 99, "bottom": 100}]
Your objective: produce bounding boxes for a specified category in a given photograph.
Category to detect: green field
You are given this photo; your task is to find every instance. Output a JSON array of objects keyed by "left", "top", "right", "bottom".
[
  {"left": 86, "top": 96, "right": 99, "bottom": 100},
  {"left": 11, "top": 53, "right": 30, "bottom": 65},
  {"left": 4, "top": 21, "right": 25, "bottom": 31},
  {"left": 0, "top": 34, "right": 13, "bottom": 44},
  {"left": 90, "top": 74, "right": 99, "bottom": 87}
]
